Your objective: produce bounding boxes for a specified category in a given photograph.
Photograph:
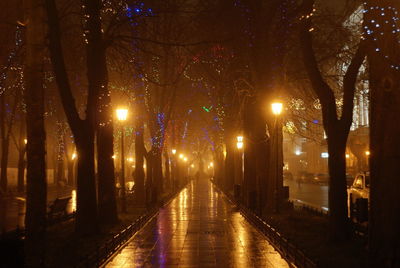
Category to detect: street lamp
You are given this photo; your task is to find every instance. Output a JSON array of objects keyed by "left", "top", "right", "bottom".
[
  {"left": 272, "top": 102, "right": 283, "bottom": 116},
  {"left": 235, "top": 135, "right": 244, "bottom": 202},
  {"left": 116, "top": 108, "right": 128, "bottom": 212},
  {"left": 271, "top": 101, "right": 283, "bottom": 213},
  {"left": 172, "top": 149, "right": 176, "bottom": 155},
  {"left": 236, "top": 136, "right": 244, "bottom": 149}
]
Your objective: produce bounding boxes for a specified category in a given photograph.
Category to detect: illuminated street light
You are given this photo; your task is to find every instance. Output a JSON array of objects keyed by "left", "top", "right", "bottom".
[
  {"left": 24, "top": 138, "right": 27, "bottom": 145},
  {"left": 116, "top": 108, "right": 128, "bottom": 212},
  {"left": 272, "top": 101, "right": 283, "bottom": 213},
  {"left": 172, "top": 149, "right": 176, "bottom": 155},
  {"left": 127, "top": 157, "right": 134, "bottom": 162},
  {"left": 112, "top": 155, "right": 116, "bottom": 159},
  {"left": 271, "top": 102, "right": 283, "bottom": 116},
  {"left": 210, "top": 162, "right": 214, "bottom": 167},
  {"left": 183, "top": 157, "right": 188, "bottom": 162},
  {"left": 179, "top": 153, "right": 184, "bottom": 159},
  {"left": 237, "top": 136, "right": 244, "bottom": 149},
  {"left": 365, "top": 151, "right": 370, "bottom": 156},
  {"left": 72, "top": 152, "right": 77, "bottom": 160},
  {"left": 346, "top": 154, "right": 350, "bottom": 159},
  {"left": 116, "top": 108, "right": 128, "bottom": 121}
]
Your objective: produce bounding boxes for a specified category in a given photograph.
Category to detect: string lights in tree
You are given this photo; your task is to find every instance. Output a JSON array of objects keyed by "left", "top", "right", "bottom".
[{"left": 362, "top": 3, "right": 400, "bottom": 71}]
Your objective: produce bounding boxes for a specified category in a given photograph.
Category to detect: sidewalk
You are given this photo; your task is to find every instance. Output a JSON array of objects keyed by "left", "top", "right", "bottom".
[{"left": 105, "top": 178, "right": 289, "bottom": 267}]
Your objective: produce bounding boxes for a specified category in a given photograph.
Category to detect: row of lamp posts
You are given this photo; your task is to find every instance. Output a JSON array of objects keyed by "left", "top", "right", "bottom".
[{"left": 70, "top": 101, "right": 283, "bottom": 213}]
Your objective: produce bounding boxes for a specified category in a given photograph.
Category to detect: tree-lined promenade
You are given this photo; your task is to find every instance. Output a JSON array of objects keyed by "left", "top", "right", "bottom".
[{"left": 0, "top": 0, "right": 399, "bottom": 267}]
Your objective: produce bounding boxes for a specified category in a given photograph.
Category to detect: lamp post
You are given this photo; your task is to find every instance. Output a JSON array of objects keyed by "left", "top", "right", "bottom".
[
  {"left": 271, "top": 101, "right": 283, "bottom": 213},
  {"left": 116, "top": 108, "right": 128, "bottom": 212},
  {"left": 235, "top": 136, "right": 244, "bottom": 202}
]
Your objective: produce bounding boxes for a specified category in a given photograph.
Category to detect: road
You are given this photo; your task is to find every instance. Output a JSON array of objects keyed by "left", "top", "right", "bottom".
[
  {"left": 105, "top": 178, "right": 289, "bottom": 267},
  {"left": 284, "top": 179, "right": 329, "bottom": 211}
]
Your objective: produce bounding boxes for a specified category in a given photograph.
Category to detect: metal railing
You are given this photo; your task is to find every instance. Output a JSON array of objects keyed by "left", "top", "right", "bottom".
[
  {"left": 77, "top": 182, "right": 190, "bottom": 268},
  {"left": 212, "top": 182, "right": 318, "bottom": 268},
  {"left": 76, "top": 210, "right": 156, "bottom": 268}
]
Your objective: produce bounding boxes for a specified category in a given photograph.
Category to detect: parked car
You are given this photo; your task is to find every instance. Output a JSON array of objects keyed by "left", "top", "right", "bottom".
[
  {"left": 348, "top": 172, "right": 370, "bottom": 222},
  {"left": 313, "top": 173, "right": 329, "bottom": 185}
]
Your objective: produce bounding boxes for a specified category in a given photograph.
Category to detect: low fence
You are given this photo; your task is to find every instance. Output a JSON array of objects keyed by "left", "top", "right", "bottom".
[
  {"left": 212, "top": 182, "right": 318, "bottom": 268},
  {"left": 239, "top": 205, "right": 318, "bottom": 268},
  {"left": 76, "top": 210, "right": 157, "bottom": 268},
  {"left": 77, "top": 182, "right": 190, "bottom": 268}
]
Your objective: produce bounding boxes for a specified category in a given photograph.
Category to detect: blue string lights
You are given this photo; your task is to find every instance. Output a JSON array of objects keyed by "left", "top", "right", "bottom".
[{"left": 362, "top": 3, "right": 400, "bottom": 71}]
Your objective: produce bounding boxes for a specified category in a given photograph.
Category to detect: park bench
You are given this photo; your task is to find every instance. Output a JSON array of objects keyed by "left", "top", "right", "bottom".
[{"left": 47, "top": 196, "right": 71, "bottom": 220}]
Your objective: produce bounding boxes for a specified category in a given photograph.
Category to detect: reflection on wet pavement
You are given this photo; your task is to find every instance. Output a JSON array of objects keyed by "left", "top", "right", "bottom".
[{"left": 106, "top": 179, "right": 289, "bottom": 267}]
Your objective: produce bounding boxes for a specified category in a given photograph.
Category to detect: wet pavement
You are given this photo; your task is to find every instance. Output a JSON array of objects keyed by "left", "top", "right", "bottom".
[{"left": 106, "top": 178, "right": 289, "bottom": 267}]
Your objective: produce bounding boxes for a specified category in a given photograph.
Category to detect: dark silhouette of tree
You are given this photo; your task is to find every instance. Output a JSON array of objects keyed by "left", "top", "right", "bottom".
[
  {"left": 45, "top": 0, "right": 99, "bottom": 234},
  {"left": 300, "top": 0, "right": 366, "bottom": 241},
  {"left": 365, "top": 0, "right": 400, "bottom": 265},
  {"left": 23, "top": 0, "right": 47, "bottom": 265}
]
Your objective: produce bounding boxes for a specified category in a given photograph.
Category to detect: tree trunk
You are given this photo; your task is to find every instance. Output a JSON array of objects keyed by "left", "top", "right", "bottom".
[
  {"left": 300, "top": 0, "right": 366, "bottom": 241},
  {"left": 164, "top": 151, "right": 171, "bottom": 191},
  {"left": 224, "top": 131, "right": 235, "bottom": 193},
  {"left": 134, "top": 116, "right": 146, "bottom": 205},
  {"left": 45, "top": 0, "right": 99, "bottom": 235},
  {"left": 327, "top": 132, "right": 350, "bottom": 240},
  {"left": 243, "top": 98, "right": 257, "bottom": 210},
  {"left": 0, "top": 95, "right": 9, "bottom": 193},
  {"left": 24, "top": 0, "right": 47, "bottom": 265},
  {"left": 17, "top": 146, "right": 26, "bottom": 193},
  {"left": 150, "top": 148, "right": 163, "bottom": 203},
  {"left": 97, "top": 102, "right": 118, "bottom": 224},
  {"left": 75, "top": 134, "right": 98, "bottom": 235},
  {"left": 367, "top": 1, "right": 400, "bottom": 264},
  {"left": 145, "top": 152, "right": 153, "bottom": 206},
  {"left": 17, "top": 119, "right": 26, "bottom": 193}
]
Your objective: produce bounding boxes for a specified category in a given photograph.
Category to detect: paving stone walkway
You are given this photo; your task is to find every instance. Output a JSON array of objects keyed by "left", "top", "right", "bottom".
[{"left": 106, "top": 178, "right": 289, "bottom": 267}]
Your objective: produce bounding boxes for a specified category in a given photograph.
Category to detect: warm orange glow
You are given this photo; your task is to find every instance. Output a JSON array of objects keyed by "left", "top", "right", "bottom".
[
  {"left": 72, "top": 153, "right": 77, "bottom": 160},
  {"left": 271, "top": 102, "right": 283, "bottom": 115},
  {"left": 116, "top": 108, "right": 128, "bottom": 121},
  {"left": 127, "top": 157, "right": 134, "bottom": 162},
  {"left": 179, "top": 154, "right": 184, "bottom": 159},
  {"left": 346, "top": 154, "right": 350, "bottom": 159},
  {"left": 172, "top": 149, "right": 176, "bottom": 155},
  {"left": 236, "top": 136, "right": 243, "bottom": 149},
  {"left": 365, "top": 151, "right": 370, "bottom": 156},
  {"left": 24, "top": 138, "right": 27, "bottom": 145}
]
